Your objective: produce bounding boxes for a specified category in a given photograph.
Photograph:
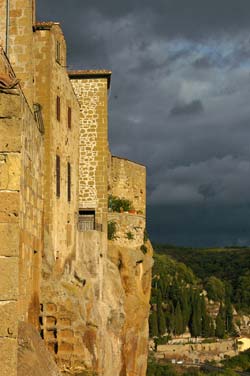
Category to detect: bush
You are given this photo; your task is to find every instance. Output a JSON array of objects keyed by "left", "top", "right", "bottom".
[
  {"left": 141, "top": 244, "right": 147, "bottom": 254},
  {"left": 108, "top": 221, "right": 117, "bottom": 240},
  {"left": 126, "top": 231, "right": 134, "bottom": 240},
  {"left": 108, "top": 195, "right": 132, "bottom": 212}
]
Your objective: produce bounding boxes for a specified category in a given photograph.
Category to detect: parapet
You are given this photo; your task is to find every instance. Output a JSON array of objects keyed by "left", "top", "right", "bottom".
[{"left": 109, "top": 155, "right": 146, "bottom": 215}]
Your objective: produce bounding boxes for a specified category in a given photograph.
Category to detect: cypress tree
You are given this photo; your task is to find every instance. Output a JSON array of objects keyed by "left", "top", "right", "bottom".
[
  {"left": 225, "top": 299, "right": 234, "bottom": 334},
  {"left": 189, "top": 292, "right": 202, "bottom": 337},
  {"left": 158, "top": 307, "right": 166, "bottom": 335},
  {"left": 149, "top": 311, "right": 159, "bottom": 337},
  {"left": 156, "top": 289, "right": 166, "bottom": 335},
  {"left": 215, "top": 313, "right": 225, "bottom": 338},
  {"left": 174, "top": 302, "right": 184, "bottom": 335}
]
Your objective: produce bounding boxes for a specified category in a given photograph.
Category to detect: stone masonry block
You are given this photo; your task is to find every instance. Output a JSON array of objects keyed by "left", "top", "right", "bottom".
[
  {"left": 0, "top": 257, "right": 18, "bottom": 300},
  {"left": 0, "top": 92, "right": 21, "bottom": 118},
  {"left": 0, "top": 192, "right": 19, "bottom": 223},
  {"left": 0, "top": 118, "right": 21, "bottom": 151},
  {"left": 0, "top": 301, "right": 18, "bottom": 337},
  {"left": 0, "top": 153, "right": 21, "bottom": 190},
  {"left": 0, "top": 223, "right": 19, "bottom": 256},
  {"left": 0, "top": 338, "right": 17, "bottom": 376}
]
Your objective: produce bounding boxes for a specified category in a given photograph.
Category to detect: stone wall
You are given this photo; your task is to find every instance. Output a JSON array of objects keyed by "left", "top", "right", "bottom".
[
  {"left": 110, "top": 156, "right": 146, "bottom": 215},
  {"left": 0, "top": 90, "right": 20, "bottom": 375},
  {"left": 19, "top": 91, "right": 44, "bottom": 326},
  {"left": 0, "top": 0, "right": 7, "bottom": 50},
  {"left": 156, "top": 339, "right": 238, "bottom": 363},
  {"left": 0, "top": 70, "right": 44, "bottom": 374},
  {"left": 108, "top": 212, "right": 145, "bottom": 248},
  {"left": 6, "top": 0, "right": 35, "bottom": 106},
  {"left": 34, "top": 24, "right": 80, "bottom": 268},
  {"left": 69, "top": 73, "right": 110, "bottom": 233}
]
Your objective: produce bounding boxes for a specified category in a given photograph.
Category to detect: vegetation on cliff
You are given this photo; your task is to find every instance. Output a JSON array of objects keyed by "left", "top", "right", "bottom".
[
  {"left": 149, "top": 251, "right": 235, "bottom": 339},
  {"left": 154, "top": 244, "right": 250, "bottom": 313}
]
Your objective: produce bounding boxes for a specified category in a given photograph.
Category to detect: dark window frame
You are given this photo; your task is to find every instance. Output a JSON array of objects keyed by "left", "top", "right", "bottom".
[
  {"left": 56, "top": 96, "right": 60, "bottom": 121},
  {"left": 67, "top": 162, "right": 71, "bottom": 202},
  {"left": 56, "top": 41, "right": 61, "bottom": 64},
  {"left": 68, "top": 106, "right": 71, "bottom": 129},
  {"left": 56, "top": 155, "right": 60, "bottom": 197}
]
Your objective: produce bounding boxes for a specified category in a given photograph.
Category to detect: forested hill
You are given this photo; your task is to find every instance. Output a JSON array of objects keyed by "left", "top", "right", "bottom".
[{"left": 153, "top": 244, "right": 250, "bottom": 313}]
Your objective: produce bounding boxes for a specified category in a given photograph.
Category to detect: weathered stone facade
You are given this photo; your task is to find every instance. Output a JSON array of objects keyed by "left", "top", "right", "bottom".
[
  {"left": 109, "top": 155, "right": 146, "bottom": 215},
  {"left": 0, "top": 52, "right": 44, "bottom": 375},
  {"left": 0, "top": 2, "right": 153, "bottom": 376}
]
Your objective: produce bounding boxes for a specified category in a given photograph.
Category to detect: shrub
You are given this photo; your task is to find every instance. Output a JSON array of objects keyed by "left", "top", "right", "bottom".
[
  {"left": 108, "top": 195, "right": 132, "bottom": 212},
  {"left": 108, "top": 221, "right": 117, "bottom": 240},
  {"left": 141, "top": 244, "right": 147, "bottom": 254},
  {"left": 126, "top": 231, "right": 134, "bottom": 240}
]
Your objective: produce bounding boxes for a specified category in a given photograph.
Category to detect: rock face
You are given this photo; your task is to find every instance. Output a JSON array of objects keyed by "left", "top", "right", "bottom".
[
  {"left": 108, "top": 240, "right": 153, "bottom": 376},
  {"left": 39, "top": 222, "right": 153, "bottom": 376},
  {"left": 17, "top": 322, "right": 61, "bottom": 376}
]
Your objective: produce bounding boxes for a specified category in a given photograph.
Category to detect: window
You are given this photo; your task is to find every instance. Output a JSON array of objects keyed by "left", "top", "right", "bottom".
[
  {"left": 56, "top": 41, "right": 61, "bottom": 64},
  {"left": 56, "top": 155, "right": 60, "bottom": 197},
  {"left": 68, "top": 107, "right": 71, "bottom": 129},
  {"left": 78, "top": 210, "right": 95, "bottom": 231},
  {"left": 67, "top": 162, "right": 71, "bottom": 202},
  {"left": 56, "top": 96, "right": 60, "bottom": 121}
]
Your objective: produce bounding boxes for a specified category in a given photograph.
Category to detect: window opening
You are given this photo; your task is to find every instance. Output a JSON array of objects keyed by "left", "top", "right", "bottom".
[
  {"left": 68, "top": 107, "right": 71, "bottom": 129},
  {"left": 56, "top": 155, "right": 60, "bottom": 197},
  {"left": 67, "top": 162, "right": 71, "bottom": 202},
  {"left": 78, "top": 210, "right": 95, "bottom": 231},
  {"left": 56, "top": 41, "right": 60, "bottom": 64},
  {"left": 56, "top": 96, "right": 60, "bottom": 121}
]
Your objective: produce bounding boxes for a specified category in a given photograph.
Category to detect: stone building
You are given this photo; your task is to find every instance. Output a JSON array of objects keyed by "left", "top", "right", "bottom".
[{"left": 0, "top": 1, "right": 153, "bottom": 375}]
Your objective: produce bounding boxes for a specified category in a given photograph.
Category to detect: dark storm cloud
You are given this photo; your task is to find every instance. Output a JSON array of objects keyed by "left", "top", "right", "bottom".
[
  {"left": 193, "top": 57, "right": 213, "bottom": 69},
  {"left": 36, "top": 0, "right": 250, "bottom": 246},
  {"left": 38, "top": 0, "right": 250, "bottom": 38},
  {"left": 170, "top": 100, "right": 204, "bottom": 117}
]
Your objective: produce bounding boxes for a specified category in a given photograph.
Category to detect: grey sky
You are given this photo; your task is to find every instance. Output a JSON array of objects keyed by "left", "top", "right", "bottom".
[{"left": 37, "top": 1, "right": 250, "bottom": 246}]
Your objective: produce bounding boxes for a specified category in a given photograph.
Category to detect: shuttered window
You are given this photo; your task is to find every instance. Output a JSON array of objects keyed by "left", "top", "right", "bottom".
[
  {"left": 68, "top": 107, "right": 71, "bottom": 129},
  {"left": 56, "top": 96, "right": 60, "bottom": 121},
  {"left": 56, "top": 41, "right": 61, "bottom": 64},
  {"left": 56, "top": 155, "right": 60, "bottom": 197},
  {"left": 67, "top": 162, "right": 71, "bottom": 202}
]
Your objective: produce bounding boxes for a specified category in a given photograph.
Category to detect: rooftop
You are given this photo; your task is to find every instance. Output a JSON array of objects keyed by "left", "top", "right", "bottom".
[
  {"left": 68, "top": 70, "right": 112, "bottom": 89},
  {"left": 34, "top": 22, "right": 60, "bottom": 30}
]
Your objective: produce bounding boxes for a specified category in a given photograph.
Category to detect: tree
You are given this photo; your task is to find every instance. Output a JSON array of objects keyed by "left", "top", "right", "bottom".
[
  {"left": 174, "top": 302, "right": 184, "bottom": 335},
  {"left": 225, "top": 299, "right": 234, "bottom": 335},
  {"left": 156, "top": 290, "right": 166, "bottom": 335},
  {"left": 149, "top": 311, "right": 159, "bottom": 337},
  {"left": 215, "top": 306, "right": 226, "bottom": 339},
  {"left": 205, "top": 276, "right": 225, "bottom": 302},
  {"left": 189, "top": 293, "right": 202, "bottom": 337}
]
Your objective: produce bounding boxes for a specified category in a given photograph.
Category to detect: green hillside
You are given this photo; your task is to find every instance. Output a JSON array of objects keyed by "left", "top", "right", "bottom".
[{"left": 153, "top": 244, "right": 250, "bottom": 313}]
